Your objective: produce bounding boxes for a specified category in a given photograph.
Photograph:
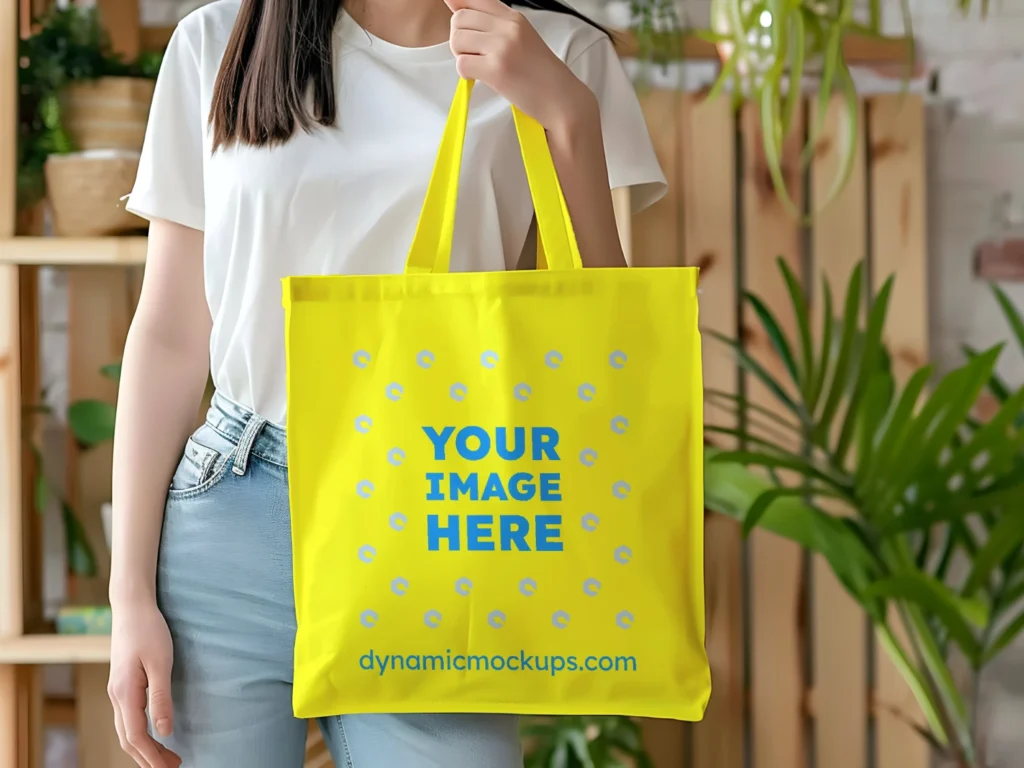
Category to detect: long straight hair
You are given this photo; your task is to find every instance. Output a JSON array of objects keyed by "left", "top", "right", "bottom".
[{"left": 209, "top": 0, "right": 606, "bottom": 151}]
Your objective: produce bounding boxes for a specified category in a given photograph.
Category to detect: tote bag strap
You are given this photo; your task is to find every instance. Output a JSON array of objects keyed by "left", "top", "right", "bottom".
[{"left": 404, "top": 78, "right": 584, "bottom": 275}]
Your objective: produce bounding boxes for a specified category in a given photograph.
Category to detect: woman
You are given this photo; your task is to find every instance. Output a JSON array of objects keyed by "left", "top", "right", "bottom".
[{"left": 108, "top": 0, "right": 665, "bottom": 764}]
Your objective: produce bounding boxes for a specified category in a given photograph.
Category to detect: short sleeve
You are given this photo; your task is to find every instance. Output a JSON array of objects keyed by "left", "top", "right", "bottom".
[
  {"left": 125, "top": 23, "right": 205, "bottom": 231},
  {"left": 569, "top": 35, "right": 667, "bottom": 214}
]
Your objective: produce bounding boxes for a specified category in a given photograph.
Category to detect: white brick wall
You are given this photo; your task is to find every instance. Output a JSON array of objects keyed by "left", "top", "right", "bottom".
[{"left": 912, "top": 5, "right": 1024, "bottom": 761}]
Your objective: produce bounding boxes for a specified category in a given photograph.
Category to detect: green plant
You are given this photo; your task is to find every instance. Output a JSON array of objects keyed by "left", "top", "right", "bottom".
[
  {"left": 521, "top": 715, "right": 653, "bottom": 768},
  {"left": 18, "top": 6, "right": 163, "bottom": 209},
  {"left": 66, "top": 364, "right": 120, "bottom": 448},
  {"left": 67, "top": 363, "right": 121, "bottom": 448},
  {"left": 965, "top": 284, "right": 1024, "bottom": 420},
  {"left": 626, "top": 0, "right": 989, "bottom": 215},
  {"left": 21, "top": 362, "right": 124, "bottom": 579},
  {"left": 22, "top": 399, "right": 98, "bottom": 579},
  {"left": 703, "top": 260, "right": 1024, "bottom": 767}
]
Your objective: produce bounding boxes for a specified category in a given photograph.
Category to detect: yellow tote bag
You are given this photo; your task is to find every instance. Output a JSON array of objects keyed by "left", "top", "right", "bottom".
[{"left": 284, "top": 79, "right": 709, "bottom": 721}]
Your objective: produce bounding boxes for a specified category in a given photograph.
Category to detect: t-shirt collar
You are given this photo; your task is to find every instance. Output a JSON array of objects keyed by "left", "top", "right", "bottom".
[{"left": 336, "top": 9, "right": 455, "bottom": 64}]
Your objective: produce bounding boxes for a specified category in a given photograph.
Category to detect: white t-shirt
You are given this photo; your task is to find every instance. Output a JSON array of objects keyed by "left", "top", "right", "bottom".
[{"left": 127, "top": 0, "right": 667, "bottom": 426}]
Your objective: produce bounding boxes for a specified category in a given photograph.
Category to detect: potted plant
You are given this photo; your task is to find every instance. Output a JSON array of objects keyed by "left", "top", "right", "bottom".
[
  {"left": 704, "top": 260, "right": 1024, "bottom": 767},
  {"left": 18, "top": 5, "right": 163, "bottom": 233},
  {"left": 522, "top": 715, "right": 653, "bottom": 767}
]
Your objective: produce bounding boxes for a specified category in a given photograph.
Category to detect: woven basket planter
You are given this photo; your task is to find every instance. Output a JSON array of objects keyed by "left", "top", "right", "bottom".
[
  {"left": 62, "top": 77, "right": 155, "bottom": 153},
  {"left": 44, "top": 151, "right": 145, "bottom": 237}
]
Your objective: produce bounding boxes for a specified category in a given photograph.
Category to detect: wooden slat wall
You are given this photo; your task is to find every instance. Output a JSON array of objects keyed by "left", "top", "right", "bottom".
[
  {"left": 682, "top": 93, "right": 744, "bottom": 768},
  {"left": 641, "top": 89, "right": 929, "bottom": 768},
  {"left": 869, "top": 94, "right": 930, "bottom": 768},
  {"left": 810, "top": 96, "right": 869, "bottom": 768},
  {"left": 631, "top": 86, "right": 690, "bottom": 768},
  {"left": 741, "top": 103, "right": 809, "bottom": 768}
]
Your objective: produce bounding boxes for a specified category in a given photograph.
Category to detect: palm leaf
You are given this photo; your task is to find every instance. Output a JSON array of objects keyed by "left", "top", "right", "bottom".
[
  {"left": 705, "top": 424, "right": 806, "bottom": 456},
  {"left": 808, "top": 274, "right": 834, "bottom": 413},
  {"left": 876, "top": 624, "right": 951, "bottom": 746},
  {"left": 984, "top": 610, "right": 1024, "bottom": 664},
  {"left": 705, "top": 454, "right": 876, "bottom": 597},
  {"left": 994, "top": 578, "right": 1024, "bottom": 621},
  {"left": 777, "top": 257, "right": 814, "bottom": 395},
  {"left": 710, "top": 449, "right": 851, "bottom": 493},
  {"left": 834, "top": 275, "right": 893, "bottom": 464},
  {"left": 963, "top": 512, "right": 1024, "bottom": 597},
  {"left": 963, "top": 344, "right": 1011, "bottom": 403},
  {"left": 871, "top": 348, "right": 1001, "bottom": 523},
  {"left": 709, "top": 331, "right": 805, "bottom": 419},
  {"left": 741, "top": 485, "right": 851, "bottom": 537},
  {"left": 746, "top": 292, "right": 801, "bottom": 393},
  {"left": 705, "top": 388, "right": 801, "bottom": 430},
  {"left": 856, "top": 370, "right": 895, "bottom": 481},
  {"left": 865, "top": 574, "right": 984, "bottom": 664},
  {"left": 992, "top": 283, "right": 1024, "bottom": 350},
  {"left": 814, "top": 263, "right": 864, "bottom": 444},
  {"left": 929, "top": 385, "right": 1024, "bottom": 504}
]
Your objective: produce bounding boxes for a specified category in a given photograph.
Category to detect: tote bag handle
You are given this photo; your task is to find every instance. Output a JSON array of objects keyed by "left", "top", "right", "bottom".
[{"left": 404, "top": 78, "right": 584, "bottom": 275}]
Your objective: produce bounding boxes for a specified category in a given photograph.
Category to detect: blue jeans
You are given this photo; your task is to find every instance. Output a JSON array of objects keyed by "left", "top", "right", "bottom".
[{"left": 156, "top": 393, "right": 522, "bottom": 767}]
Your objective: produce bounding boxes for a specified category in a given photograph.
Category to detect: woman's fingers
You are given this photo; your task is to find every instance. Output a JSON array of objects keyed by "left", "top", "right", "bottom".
[
  {"left": 453, "top": 53, "right": 496, "bottom": 82},
  {"left": 144, "top": 656, "right": 182, "bottom": 766},
  {"left": 444, "top": 0, "right": 516, "bottom": 17},
  {"left": 121, "top": 680, "right": 170, "bottom": 768},
  {"left": 144, "top": 656, "right": 174, "bottom": 739},
  {"left": 112, "top": 703, "right": 149, "bottom": 768},
  {"left": 450, "top": 28, "right": 492, "bottom": 55},
  {"left": 449, "top": 8, "right": 498, "bottom": 32}
]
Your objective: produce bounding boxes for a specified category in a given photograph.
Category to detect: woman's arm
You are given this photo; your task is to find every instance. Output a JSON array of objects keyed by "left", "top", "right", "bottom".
[
  {"left": 546, "top": 91, "right": 626, "bottom": 268},
  {"left": 445, "top": 0, "right": 630, "bottom": 268},
  {"left": 109, "top": 219, "right": 210, "bottom": 603},
  {"left": 107, "top": 218, "right": 210, "bottom": 768}
]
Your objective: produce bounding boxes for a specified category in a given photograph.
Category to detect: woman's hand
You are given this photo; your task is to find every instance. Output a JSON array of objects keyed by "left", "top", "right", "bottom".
[
  {"left": 108, "top": 598, "right": 181, "bottom": 768},
  {"left": 446, "top": 0, "right": 627, "bottom": 267},
  {"left": 445, "top": 0, "right": 597, "bottom": 133}
]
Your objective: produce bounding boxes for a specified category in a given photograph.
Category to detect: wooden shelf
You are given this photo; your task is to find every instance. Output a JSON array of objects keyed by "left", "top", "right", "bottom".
[
  {"left": 0, "top": 237, "right": 147, "bottom": 266},
  {"left": 612, "top": 30, "right": 914, "bottom": 65},
  {"left": 0, "top": 635, "right": 111, "bottom": 665}
]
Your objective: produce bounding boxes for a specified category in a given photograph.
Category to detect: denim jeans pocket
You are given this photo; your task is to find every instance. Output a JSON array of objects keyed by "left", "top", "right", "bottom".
[{"left": 167, "top": 424, "right": 236, "bottom": 500}]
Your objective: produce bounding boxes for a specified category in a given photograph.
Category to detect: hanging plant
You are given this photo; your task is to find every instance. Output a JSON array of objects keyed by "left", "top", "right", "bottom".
[{"left": 628, "top": 0, "right": 990, "bottom": 218}]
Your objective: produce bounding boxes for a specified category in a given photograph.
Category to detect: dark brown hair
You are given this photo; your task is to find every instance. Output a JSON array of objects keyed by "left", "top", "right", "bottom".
[{"left": 209, "top": 0, "right": 605, "bottom": 151}]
